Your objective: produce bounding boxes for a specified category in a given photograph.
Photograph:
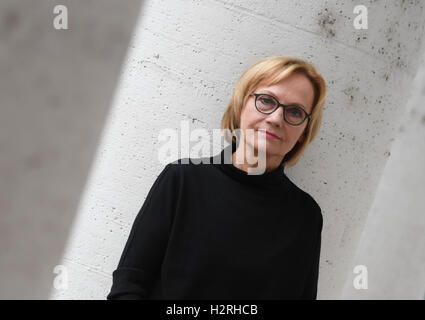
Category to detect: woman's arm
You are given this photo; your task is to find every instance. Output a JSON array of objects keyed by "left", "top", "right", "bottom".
[{"left": 107, "top": 163, "right": 180, "bottom": 300}]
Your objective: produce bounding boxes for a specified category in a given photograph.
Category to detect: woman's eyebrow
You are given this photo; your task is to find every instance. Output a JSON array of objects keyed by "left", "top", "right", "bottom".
[{"left": 259, "top": 89, "right": 306, "bottom": 109}]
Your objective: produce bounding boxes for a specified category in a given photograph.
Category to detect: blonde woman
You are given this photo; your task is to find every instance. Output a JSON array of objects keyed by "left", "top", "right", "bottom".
[{"left": 107, "top": 56, "right": 327, "bottom": 300}]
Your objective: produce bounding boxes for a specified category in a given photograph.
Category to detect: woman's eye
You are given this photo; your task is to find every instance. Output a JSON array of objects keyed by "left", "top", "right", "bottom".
[
  {"left": 260, "top": 98, "right": 273, "bottom": 104},
  {"left": 287, "top": 107, "right": 302, "bottom": 117}
]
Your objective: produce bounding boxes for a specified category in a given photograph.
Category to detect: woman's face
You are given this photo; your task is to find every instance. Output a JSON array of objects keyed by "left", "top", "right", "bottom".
[{"left": 239, "top": 72, "right": 315, "bottom": 165}]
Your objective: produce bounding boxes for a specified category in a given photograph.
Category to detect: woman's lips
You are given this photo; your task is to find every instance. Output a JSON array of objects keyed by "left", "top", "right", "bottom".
[
  {"left": 265, "top": 131, "right": 280, "bottom": 139},
  {"left": 258, "top": 129, "right": 280, "bottom": 140}
]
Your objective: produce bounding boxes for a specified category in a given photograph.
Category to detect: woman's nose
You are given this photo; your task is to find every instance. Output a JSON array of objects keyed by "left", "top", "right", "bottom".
[{"left": 266, "top": 106, "right": 285, "bottom": 126}]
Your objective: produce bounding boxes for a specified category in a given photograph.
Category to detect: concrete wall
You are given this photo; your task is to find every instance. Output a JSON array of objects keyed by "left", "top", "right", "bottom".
[
  {"left": 0, "top": 0, "right": 143, "bottom": 299},
  {"left": 341, "top": 50, "right": 425, "bottom": 299},
  {"left": 1, "top": 1, "right": 424, "bottom": 299}
]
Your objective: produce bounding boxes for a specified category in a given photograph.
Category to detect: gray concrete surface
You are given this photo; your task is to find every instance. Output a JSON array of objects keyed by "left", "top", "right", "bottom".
[
  {"left": 341, "top": 51, "right": 425, "bottom": 299},
  {"left": 0, "top": 0, "right": 143, "bottom": 299},
  {"left": 0, "top": 0, "right": 424, "bottom": 300}
]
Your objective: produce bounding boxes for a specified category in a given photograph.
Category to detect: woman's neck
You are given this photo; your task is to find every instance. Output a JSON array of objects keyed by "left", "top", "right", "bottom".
[{"left": 231, "top": 144, "right": 283, "bottom": 174}]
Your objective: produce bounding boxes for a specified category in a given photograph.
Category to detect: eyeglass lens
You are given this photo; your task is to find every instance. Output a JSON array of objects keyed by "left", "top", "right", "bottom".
[{"left": 256, "top": 94, "right": 306, "bottom": 125}]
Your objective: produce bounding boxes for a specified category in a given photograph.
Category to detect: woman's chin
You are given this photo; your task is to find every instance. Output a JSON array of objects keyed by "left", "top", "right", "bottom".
[{"left": 251, "top": 143, "right": 274, "bottom": 158}]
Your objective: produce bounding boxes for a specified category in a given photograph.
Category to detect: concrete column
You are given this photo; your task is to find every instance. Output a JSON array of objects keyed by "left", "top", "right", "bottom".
[
  {"left": 341, "top": 50, "right": 425, "bottom": 299},
  {"left": 0, "top": 0, "right": 142, "bottom": 299}
]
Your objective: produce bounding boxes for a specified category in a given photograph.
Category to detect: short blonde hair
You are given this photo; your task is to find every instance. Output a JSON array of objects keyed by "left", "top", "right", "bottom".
[{"left": 221, "top": 56, "right": 327, "bottom": 168}]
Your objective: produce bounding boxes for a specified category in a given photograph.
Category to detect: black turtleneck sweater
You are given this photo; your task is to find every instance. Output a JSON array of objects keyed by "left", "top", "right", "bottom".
[{"left": 107, "top": 143, "right": 323, "bottom": 300}]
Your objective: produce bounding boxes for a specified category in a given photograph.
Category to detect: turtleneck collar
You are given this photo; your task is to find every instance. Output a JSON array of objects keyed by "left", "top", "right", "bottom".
[{"left": 211, "top": 141, "right": 288, "bottom": 190}]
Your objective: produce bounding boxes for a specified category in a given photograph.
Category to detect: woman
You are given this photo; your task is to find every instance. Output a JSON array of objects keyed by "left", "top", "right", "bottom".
[{"left": 107, "top": 56, "right": 327, "bottom": 300}]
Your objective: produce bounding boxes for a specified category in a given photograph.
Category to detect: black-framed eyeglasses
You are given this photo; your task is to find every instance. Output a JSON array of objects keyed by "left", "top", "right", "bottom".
[{"left": 250, "top": 93, "right": 311, "bottom": 126}]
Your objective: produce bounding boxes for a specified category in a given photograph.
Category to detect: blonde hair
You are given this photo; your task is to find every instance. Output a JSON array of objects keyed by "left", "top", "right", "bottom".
[{"left": 221, "top": 56, "right": 327, "bottom": 168}]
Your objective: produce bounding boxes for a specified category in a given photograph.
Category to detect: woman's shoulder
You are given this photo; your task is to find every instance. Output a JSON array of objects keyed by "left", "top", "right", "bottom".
[
  {"left": 165, "top": 154, "right": 217, "bottom": 177},
  {"left": 285, "top": 178, "right": 322, "bottom": 222}
]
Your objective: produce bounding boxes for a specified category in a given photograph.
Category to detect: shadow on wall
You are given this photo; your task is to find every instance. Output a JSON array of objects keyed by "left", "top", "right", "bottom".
[{"left": 0, "top": 0, "right": 144, "bottom": 299}]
